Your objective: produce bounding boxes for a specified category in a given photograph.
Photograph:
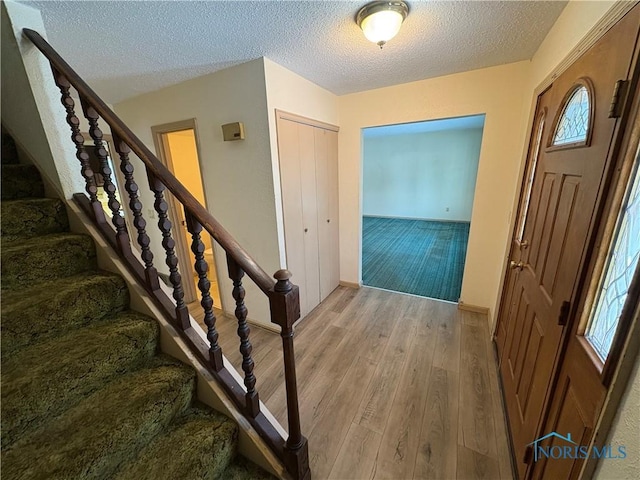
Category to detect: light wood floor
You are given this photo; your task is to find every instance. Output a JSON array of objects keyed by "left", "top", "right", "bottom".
[{"left": 190, "top": 286, "right": 514, "bottom": 480}]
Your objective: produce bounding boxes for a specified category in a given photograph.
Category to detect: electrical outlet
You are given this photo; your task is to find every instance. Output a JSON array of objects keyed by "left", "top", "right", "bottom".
[
  {"left": 147, "top": 208, "right": 156, "bottom": 219},
  {"left": 445, "top": 207, "right": 450, "bottom": 212}
]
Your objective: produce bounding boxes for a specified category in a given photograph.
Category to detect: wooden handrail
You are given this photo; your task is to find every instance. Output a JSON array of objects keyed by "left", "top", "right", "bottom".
[
  {"left": 22, "top": 28, "right": 274, "bottom": 294},
  {"left": 23, "top": 28, "right": 310, "bottom": 480}
]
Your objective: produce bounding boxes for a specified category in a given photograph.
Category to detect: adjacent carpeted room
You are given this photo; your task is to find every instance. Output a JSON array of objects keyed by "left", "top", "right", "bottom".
[
  {"left": 361, "top": 115, "right": 484, "bottom": 302},
  {"left": 362, "top": 216, "right": 470, "bottom": 301}
]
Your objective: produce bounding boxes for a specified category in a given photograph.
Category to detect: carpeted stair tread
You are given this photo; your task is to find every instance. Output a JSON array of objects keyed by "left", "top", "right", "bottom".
[
  {"left": 1, "top": 164, "right": 44, "bottom": 200},
  {"left": 0, "top": 130, "right": 270, "bottom": 480},
  {"left": 114, "top": 406, "right": 238, "bottom": 480},
  {"left": 2, "top": 359, "right": 196, "bottom": 480},
  {"left": 1, "top": 232, "right": 96, "bottom": 289},
  {"left": 1, "top": 271, "right": 129, "bottom": 357},
  {"left": 1, "top": 312, "right": 159, "bottom": 448},
  {"left": 1, "top": 197, "right": 69, "bottom": 241},
  {"left": 223, "top": 456, "right": 278, "bottom": 480}
]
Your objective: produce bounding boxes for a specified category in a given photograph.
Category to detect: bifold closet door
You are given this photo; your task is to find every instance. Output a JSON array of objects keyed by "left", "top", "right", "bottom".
[
  {"left": 277, "top": 111, "right": 340, "bottom": 319},
  {"left": 277, "top": 118, "right": 319, "bottom": 317},
  {"left": 315, "top": 128, "right": 340, "bottom": 301},
  {"left": 277, "top": 119, "right": 307, "bottom": 315},
  {"left": 299, "top": 124, "right": 321, "bottom": 312}
]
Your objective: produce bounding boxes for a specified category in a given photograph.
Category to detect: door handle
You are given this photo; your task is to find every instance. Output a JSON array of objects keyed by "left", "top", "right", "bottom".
[
  {"left": 510, "top": 261, "right": 524, "bottom": 271},
  {"left": 520, "top": 239, "right": 529, "bottom": 249}
]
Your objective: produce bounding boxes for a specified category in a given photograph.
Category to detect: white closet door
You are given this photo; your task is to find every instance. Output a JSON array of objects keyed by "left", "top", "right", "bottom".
[
  {"left": 326, "top": 130, "right": 340, "bottom": 293},
  {"left": 276, "top": 111, "right": 339, "bottom": 319},
  {"left": 315, "top": 128, "right": 340, "bottom": 300},
  {"left": 299, "top": 123, "right": 321, "bottom": 314},
  {"left": 277, "top": 119, "right": 310, "bottom": 316}
]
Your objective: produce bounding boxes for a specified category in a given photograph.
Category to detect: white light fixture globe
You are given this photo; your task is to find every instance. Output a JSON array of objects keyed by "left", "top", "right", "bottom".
[{"left": 356, "top": 1, "right": 409, "bottom": 49}]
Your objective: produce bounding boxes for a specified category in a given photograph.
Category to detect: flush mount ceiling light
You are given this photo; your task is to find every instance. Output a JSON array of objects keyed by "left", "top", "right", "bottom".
[{"left": 356, "top": 1, "right": 409, "bottom": 49}]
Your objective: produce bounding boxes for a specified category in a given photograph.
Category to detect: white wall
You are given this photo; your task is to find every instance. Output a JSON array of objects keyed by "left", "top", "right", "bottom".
[
  {"left": 339, "top": 61, "right": 529, "bottom": 321},
  {"left": 263, "top": 57, "right": 340, "bottom": 269},
  {"left": 2, "top": 1, "right": 84, "bottom": 198},
  {"left": 114, "top": 59, "right": 277, "bottom": 328},
  {"left": 362, "top": 127, "right": 483, "bottom": 222}
]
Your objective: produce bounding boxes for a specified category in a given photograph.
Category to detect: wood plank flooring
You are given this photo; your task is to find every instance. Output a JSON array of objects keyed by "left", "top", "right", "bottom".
[{"left": 189, "top": 286, "right": 513, "bottom": 479}]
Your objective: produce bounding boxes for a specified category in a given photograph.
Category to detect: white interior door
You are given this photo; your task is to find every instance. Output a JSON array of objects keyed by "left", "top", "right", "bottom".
[
  {"left": 277, "top": 119, "right": 312, "bottom": 316},
  {"left": 299, "top": 123, "right": 321, "bottom": 312}
]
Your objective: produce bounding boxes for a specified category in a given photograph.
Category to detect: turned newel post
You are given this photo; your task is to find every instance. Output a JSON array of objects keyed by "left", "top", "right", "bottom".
[{"left": 269, "top": 270, "right": 310, "bottom": 480}]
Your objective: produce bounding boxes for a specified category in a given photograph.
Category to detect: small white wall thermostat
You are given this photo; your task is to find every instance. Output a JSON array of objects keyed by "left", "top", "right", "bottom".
[{"left": 221, "top": 122, "right": 245, "bottom": 141}]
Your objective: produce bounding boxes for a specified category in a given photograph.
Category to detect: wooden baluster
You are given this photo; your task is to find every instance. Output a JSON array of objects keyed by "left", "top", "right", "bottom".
[
  {"left": 81, "top": 98, "right": 131, "bottom": 254},
  {"left": 269, "top": 270, "right": 310, "bottom": 480},
  {"left": 50, "top": 66, "right": 105, "bottom": 223},
  {"left": 227, "top": 254, "right": 260, "bottom": 417},
  {"left": 186, "top": 211, "right": 224, "bottom": 371},
  {"left": 112, "top": 133, "right": 160, "bottom": 291},
  {"left": 147, "top": 169, "right": 189, "bottom": 329}
]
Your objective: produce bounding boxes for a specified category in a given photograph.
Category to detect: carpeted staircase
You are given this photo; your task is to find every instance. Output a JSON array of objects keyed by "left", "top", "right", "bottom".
[{"left": 0, "top": 131, "right": 274, "bottom": 480}]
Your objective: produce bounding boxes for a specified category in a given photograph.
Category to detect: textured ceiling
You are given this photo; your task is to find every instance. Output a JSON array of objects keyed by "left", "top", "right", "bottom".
[{"left": 20, "top": 0, "right": 567, "bottom": 104}]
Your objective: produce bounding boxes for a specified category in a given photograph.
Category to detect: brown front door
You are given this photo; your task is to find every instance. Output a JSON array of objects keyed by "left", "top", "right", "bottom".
[{"left": 495, "top": 7, "right": 640, "bottom": 479}]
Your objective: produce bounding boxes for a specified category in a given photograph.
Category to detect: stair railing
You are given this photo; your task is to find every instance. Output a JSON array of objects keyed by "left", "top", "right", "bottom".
[{"left": 23, "top": 28, "right": 309, "bottom": 480}]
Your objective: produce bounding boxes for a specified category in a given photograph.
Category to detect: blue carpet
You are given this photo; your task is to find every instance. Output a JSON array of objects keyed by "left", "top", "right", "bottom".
[{"left": 362, "top": 217, "right": 469, "bottom": 302}]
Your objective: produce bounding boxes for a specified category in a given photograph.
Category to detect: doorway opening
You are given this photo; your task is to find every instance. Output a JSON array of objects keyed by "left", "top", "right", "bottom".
[
  {"left": 361, "top": 114, "right": 484, "bottom": 302},
  {"left": 151, "top": 120, "right": 222, "bottom": 309}
]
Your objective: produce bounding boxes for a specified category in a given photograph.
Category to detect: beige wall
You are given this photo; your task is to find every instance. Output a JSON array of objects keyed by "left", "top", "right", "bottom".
[
  {"left": 338, "top": 0, "right": 627, "bottom": 326},
  {"left": 594, "top": 357, "right": 640, "bottom": 479},
  {"left": 166, "top": 131, "right": 206, "bottom": 205},
  {"left": 263, "top": 58, "right": 340, "bottom": 269},
  {"left": 114, "top": 59, "right": 276, "bottom": 327},
  {"left": 527, "top": 0, "right": 618, "bottom": 92},
  {"left": 338, "top": 61, "right": 530, "bottom": 321},
  {"left": 166, "top": 130, "right": 212, "bottom": 253}
]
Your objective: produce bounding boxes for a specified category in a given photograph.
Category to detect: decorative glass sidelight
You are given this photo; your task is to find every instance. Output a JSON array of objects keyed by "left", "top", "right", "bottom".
[
  {"left": 517, "top": 115, "right": 545, "bottom": 242},
  {"left": 586, "top": 152, "right": 640, "bottom": 361},
  {"left": 552, "top": 85, "right": 590, "bottom": 146}
]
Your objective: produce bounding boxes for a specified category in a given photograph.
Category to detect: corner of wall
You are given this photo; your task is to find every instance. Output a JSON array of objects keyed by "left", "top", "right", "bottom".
[
  {"left": 263, "top": 57, "right": 340, "bottom": 272},
  {"left": 114, "top": 58, "right": 279, "bottom": 327},
  {"left": 2, "top": 1, "right": 85, "bottom": 199}
]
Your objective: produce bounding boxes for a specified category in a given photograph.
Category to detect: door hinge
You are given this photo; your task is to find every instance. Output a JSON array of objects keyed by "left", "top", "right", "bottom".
[
  {"left": 558, "top": 300, "right": 571, "bottom": 326},
  {"left": 609, "top": 80, "right": 629, "bottom": 118},
  {"left": 524, "top": 445, "right": 533, "bottom": 465}
]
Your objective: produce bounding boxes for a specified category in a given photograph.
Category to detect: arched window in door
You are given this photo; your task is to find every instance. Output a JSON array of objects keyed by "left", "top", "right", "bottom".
[{"left": 551, "top": 82, "right": 593, "bottom": 147}]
